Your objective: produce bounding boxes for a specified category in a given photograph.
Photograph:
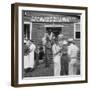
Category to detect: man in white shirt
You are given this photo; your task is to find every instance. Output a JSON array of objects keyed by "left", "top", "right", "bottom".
[
  {"left": 24, "top": 40, "right": 36, "bottom": 72},
  {"left": 67, "top": 38, "right": 79, "bottom": 75},
  {"left": 52, "top": 38, "right": 62, "bottom": 76}
]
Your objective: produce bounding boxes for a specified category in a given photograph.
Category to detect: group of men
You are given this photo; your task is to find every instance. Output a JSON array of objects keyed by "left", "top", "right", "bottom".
[
  {"left": 42, "top": 32, "right": 79, "bottom": 76},
  {"left": 52, "top": 35, "right": 79, "bottom": 76},
  {"left": 24, "top": 31, "right": 80, "bottom": 76}
]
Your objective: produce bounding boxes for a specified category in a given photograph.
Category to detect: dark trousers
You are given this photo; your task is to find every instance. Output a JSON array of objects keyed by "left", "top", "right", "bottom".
[
  {"left": 34, "top": 52, "right": 39, "bottom": 67},
  {"left": 45, "top": 48, "right": 51, "bottom": 67},
  {"left": 61, "top": 54, "right": 69, "bottom": 75}
]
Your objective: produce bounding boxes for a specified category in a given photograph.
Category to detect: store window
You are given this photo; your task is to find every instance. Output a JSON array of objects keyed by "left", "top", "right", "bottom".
[
  {"left": 24, "top": 24, "right": 30, "bottom": 39},
  {"left": 74, "top": 23, "right": 80, "bottom": 40},
  {"left": 24, "top": 22, "right": 32, "bottom": 40}
]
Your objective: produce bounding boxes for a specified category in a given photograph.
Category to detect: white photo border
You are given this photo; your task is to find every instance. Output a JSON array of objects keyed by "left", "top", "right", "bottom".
[{"left": 18, "top": 6, "right": 86, "bottom": 84}]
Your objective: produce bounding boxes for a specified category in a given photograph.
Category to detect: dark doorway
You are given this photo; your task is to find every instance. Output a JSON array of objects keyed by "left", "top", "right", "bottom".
[{"left": 46, "top": 27, "right": 62, "bottom": 37}]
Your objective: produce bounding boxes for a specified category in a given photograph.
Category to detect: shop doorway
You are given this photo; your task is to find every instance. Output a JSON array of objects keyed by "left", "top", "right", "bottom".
[{"left": 46, "top": 27, "right": 62, "bottom": 38}]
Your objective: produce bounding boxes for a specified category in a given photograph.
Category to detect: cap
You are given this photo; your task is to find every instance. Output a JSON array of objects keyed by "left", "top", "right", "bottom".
[
  {"left": 58, "top": 34, "right": 64, "bottom": 38},
  {"left": 63, "top": 40, "right": 68, "bottom": 45},
  {"left": 68, "top": 38, "right": 73, "bottom": 42}
]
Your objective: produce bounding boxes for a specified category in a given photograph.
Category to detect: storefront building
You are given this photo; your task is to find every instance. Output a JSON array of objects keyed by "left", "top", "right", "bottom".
[{"left": 23, "top": 11, "right": 80, "bottom": 47}]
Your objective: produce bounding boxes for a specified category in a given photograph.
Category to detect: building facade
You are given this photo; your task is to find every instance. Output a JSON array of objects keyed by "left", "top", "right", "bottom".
[{"left": 23, "top": 11, "right": 80, "bottom": 47}]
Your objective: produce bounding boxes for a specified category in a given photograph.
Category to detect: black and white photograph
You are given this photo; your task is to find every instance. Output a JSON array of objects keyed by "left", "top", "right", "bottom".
[
  {"left": 23, "top": 11, "right": 81, "bottom": 77},
  {"left": 11, "top": 3, "right": 87, "bottom": 87}
]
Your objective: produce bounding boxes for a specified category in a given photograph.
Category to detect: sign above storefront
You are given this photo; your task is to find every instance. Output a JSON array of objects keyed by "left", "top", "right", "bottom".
[
  {"left": 29, "top": 16, "right": 79, "bottom": 23},
  {"left": 24, "top": 15, "right": 80, "bottom": 23}
]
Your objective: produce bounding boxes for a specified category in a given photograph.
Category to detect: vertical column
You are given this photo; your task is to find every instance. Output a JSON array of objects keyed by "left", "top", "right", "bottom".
[{"left": 30, "top": 22, "right": 32, "bottom": 40}]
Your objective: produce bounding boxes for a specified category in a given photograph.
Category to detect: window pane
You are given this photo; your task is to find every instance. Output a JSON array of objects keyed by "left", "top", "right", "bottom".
[
  {"left": 24, "top": 24, "right": 30, "bottom": 39},
  {"left": 75, "top": 32, "right": 80, "bottom": 39}
]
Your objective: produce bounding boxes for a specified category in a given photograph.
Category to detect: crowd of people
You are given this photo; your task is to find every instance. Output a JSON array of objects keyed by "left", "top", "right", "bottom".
[{"left": 24, "top": 31, "right": 80, "bottom": 76}]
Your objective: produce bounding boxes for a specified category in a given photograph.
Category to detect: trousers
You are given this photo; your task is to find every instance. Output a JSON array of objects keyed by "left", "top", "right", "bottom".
[
  {"left": 69, "top": 58, "right": 77, "bottom": 75},
  {"left": 53, "top": 56, "right": 61, "bottom": 76}
]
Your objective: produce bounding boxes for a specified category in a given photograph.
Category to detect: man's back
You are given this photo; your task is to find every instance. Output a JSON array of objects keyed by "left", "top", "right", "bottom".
[{"left": 68, "top": 44, "right": 79, "bottom": 58}]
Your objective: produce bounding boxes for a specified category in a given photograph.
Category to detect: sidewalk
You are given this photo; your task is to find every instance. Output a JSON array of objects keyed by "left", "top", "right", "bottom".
[{"left": 24, "top": 63, "right": 54, "bottom": 77}]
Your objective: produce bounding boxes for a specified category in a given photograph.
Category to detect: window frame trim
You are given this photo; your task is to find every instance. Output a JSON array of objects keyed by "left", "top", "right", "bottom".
[
  {"left": 74, "top": 22, "right": 81, "bottom": 40},
  {"left": 24, "top": 21, "right": 32, "bottom": 40}
]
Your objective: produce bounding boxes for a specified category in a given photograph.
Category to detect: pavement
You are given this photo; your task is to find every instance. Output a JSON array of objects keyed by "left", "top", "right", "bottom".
[
  {"left": 24, "top": 63, "right": 54, "bottom": 77},
  {"left": 24, "top": 60, "right": 80, "bottom": 77}
]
